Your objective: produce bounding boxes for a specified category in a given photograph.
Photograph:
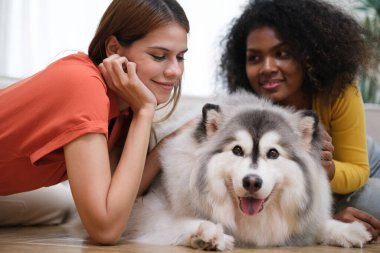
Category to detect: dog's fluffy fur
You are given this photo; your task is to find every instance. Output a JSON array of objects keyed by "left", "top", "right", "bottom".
[{"left": 124, "top": 92, "right": 371, "bottom": 250}]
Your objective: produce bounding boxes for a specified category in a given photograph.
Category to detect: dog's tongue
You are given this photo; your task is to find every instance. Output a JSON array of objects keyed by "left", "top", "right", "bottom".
[{"left": 239, "top": 197, "right": 264, "bottom": 216}]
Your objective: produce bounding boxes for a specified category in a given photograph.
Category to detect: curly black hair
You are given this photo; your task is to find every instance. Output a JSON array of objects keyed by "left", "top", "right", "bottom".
[{"left": 218, "top": 0, "right": 372, "bottom": 104}]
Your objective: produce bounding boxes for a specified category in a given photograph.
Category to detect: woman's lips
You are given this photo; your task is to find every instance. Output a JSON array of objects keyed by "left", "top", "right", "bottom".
[
  {"left": 261, "top": 80, "right": 282, "bottom": 90},
  {"left": 153, "top": 81, "right": 175, "bottom": 92}
]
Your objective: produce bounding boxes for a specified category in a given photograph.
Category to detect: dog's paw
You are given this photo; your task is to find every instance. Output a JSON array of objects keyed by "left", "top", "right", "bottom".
[
  {"left": 338, "top": 221, "right": 372, "bottom": 248},
  {"left": 190, "top": 221, "right": 235, "bottom": 251},
  {"left": 321, "top": 220, "right": 371, "bottom": 248}
]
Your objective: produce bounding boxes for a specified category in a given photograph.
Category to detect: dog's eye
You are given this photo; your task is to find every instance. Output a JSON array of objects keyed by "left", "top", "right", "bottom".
[
  {"left": 232, "top": 145, "right": 244, "bottom": 156},
  {"left": 267, "top": 148, "right": 279, "bottom": 159}
]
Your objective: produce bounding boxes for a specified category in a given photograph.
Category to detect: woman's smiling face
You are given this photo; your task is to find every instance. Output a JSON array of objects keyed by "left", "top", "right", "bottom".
[
  {"left": 119, "top": 23, "right": 188, "bottom": 105},
  {"left": 245, "top": 26, "right": 305, "bottom": 107}
]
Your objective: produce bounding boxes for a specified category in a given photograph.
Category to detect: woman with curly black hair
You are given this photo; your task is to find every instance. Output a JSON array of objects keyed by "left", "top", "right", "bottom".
[{"left": 219, "top": 0, "right": 380, "bottom": 239}]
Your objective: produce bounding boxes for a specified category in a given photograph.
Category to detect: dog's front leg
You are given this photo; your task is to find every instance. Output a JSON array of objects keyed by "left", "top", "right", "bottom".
[
  {"left": 317, "top": 219, "right": 371, "bottom": 248},
  {"left": 182, "top": 220, "right": 235, "bottom": 251},
  {"left": 155, "top": 215, "right": 235, "bottom": 250},
  {"left": 126, "top": 207, "right": 234, "bottom": 251}
]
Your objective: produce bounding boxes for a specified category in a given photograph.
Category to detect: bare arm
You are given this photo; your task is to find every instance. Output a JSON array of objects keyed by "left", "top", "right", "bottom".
[
  {"left": 64, "top": 106, "right": 155, "bottom": 244},
  {"left": 64, "top": 54, "right": 157, "bottom": 244},
  {"left": 137, "top": 143, "right": 161, "bottom": 196}
]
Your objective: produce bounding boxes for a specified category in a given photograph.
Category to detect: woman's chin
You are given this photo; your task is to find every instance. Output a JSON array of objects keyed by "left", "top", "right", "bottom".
[{"left": 155, "top": 94, "right": 173, "bottom": 106}]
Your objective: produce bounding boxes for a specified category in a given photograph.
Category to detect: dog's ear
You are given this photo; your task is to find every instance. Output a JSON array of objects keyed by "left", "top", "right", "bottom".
[
  {"left": 193, "top": 103, "right": 222, "bottom": 143},
  {"left": 297, "top": 110, "right": 321, "bottom": 152}
]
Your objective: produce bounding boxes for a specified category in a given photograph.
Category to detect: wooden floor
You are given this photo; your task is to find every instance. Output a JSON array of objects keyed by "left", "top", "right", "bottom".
[{"left": 0, "top": 224, "right": 379, "bottom": 253}]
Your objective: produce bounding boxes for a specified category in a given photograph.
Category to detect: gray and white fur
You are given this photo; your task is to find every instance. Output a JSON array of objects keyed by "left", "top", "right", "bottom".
[{"left": 124, "top": 92, "right": 371, "bottom": 250}]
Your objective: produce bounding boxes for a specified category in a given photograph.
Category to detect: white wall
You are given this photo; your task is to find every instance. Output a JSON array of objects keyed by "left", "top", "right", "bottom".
[
  {"left": 177, "top": 0, "right": 248, "bottom": 96},
  {"left": 0, "top": 0, "right": 111, "bottom": 83}
]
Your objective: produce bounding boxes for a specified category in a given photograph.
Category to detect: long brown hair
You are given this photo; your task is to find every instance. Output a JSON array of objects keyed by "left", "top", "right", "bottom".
[{"left": 88, "top": 0, "right": 189, "bottom": 120}]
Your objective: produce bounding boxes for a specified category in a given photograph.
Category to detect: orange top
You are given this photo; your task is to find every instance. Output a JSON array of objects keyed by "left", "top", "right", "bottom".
[{"left": 0, "top": 53, "right": 124, "bottom": 195}]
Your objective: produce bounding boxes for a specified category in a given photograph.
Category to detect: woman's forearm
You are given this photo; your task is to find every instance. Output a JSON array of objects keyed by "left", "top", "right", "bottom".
[
  {"left": 104, "top": 107, "right": 155, "bottom": 231},
  {"left": 138, "top": 144, "right": 161, "bottom": 196},
  {"left": 65, "top": 107, "right": 155, "bottom": 244}
]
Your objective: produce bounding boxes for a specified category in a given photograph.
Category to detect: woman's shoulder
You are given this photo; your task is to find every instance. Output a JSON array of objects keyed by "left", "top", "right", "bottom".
[
  {"left": 40, "top": 52, "right": 106, "bottom": 94},
  {"left": 333, "top": 84, "right": 363, "bottom": 111},
  {"left": 314, "top": 84, "right": 361, "bottom": 109},
  {"left": 330, "top": 84, "right": 365, "bottom": 129},
  {"left": 47, "top": 52, "right": 101, "bottom": 79},
  {"left": 53, "top": 52, "right": 96, "bottom": 67},
  {"left": 12, "top": 53, "right": 110, "bottom": 114},
  {"left": 340, "top": 84, "right": 360, "bottom": 99},
  {"left": 312, "top": 84, "right": 363, "bottom": 129}
]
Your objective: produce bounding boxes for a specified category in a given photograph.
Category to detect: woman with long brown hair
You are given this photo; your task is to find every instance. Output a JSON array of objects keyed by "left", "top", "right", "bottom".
[{"left": 0, "top": 0, "right": 189, "bottom": 244}]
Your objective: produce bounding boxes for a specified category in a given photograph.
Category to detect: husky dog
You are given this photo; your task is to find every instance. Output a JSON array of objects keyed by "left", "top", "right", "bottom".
[{"left": 124, "top": 92, "right": 371, "bottom": 250}]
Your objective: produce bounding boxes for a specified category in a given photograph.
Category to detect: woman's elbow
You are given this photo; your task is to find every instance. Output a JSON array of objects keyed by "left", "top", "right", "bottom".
[{"left": 87, "top": 226, "right": 124, "bottom": 245}]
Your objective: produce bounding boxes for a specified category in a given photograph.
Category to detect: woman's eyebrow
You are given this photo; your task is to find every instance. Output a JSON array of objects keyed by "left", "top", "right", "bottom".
[{"left": 148, "top": 46, "right": 188, "bottom": 54}]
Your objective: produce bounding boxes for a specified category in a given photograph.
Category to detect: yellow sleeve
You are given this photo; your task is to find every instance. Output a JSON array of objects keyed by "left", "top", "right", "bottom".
[{"left": 313, "top": 85, "right": 369, "bottom": 194}]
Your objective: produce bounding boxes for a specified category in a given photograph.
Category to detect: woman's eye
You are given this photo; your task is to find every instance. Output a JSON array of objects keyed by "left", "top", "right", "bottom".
[
  {"left": 151, "top": 55, "right": 165, "bottom": 61},
  {"left": 177, "top": 55, "right": 185, "bottom": 62},
  {"left": 246, "top": 55, "right": 260, "bottom": 63},
  {"left": 267, "top": 148, "right": 279, "bottom": 159},
  {"left": 232, "top": 145, "right": 244, "bottom": 156},
  {"left": 276, "top": 50, "right": 290, "bottom": 59}
]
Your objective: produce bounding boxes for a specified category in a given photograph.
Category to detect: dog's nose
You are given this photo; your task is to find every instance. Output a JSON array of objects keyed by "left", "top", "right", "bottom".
[{"left": 242, "top": 175, "right": 262, "bottom": 192}]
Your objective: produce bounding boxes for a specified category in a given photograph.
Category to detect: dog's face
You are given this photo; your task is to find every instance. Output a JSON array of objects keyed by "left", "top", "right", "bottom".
[{"left": 193, "top": 103, "right": 321, "bottom": 217}]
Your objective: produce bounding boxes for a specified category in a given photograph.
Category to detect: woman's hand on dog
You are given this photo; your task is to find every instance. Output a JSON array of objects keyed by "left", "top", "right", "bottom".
[
  {"left": 334, "top": 206, "right": 380, "bottom": 241},
  {"left": 320, "top": 129, "right": 335, "bottom": 180}
]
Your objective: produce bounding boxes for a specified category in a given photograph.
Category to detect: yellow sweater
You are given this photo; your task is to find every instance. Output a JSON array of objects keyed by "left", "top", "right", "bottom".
[{"left": 312, "top": 85, "right": 369, "bottom": 194}]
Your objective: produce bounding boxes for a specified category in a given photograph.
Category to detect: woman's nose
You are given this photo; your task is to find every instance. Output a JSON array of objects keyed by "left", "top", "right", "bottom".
[
  {"left": 261, "top": 57, "right": 278, "bottom": 73},
  {"left": 164, "top": 60, "right": 183, "bottom": 79}
]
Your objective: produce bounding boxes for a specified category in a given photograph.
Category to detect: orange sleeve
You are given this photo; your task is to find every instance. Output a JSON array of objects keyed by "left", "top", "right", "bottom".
[
  {"left": 0, "top": 53, "right": 110, "bottom": 165},
  {"left": 30, "top": 55, "right": 110, "bottom": 163},
  {"left": 0, "top": 53, "right": 113, "bottom": 194}
]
